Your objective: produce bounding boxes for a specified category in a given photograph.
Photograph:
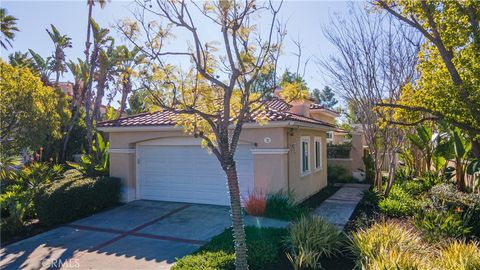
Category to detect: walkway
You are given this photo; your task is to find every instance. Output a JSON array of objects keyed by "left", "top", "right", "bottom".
[{"left": 313, "top": 183, "right": 371, "bottom": 229}]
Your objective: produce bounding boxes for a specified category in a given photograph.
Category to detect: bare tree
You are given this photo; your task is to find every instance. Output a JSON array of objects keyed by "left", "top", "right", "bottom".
[
  {"left": 120, "top": 1, "right": 284, "bottom": 268},
  {"left": 320, "top": 4, "right": 420, "bottom": 194}
]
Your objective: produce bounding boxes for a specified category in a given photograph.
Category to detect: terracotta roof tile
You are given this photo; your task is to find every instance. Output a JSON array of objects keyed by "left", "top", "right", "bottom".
[{"left": 98, "top": 97, "right": 334, "bottom": 128}]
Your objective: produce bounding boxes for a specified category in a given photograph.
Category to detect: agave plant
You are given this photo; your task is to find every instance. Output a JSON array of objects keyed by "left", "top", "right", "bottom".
[{"left": 0, "top": 155, "right": 21, "bottom": 182}]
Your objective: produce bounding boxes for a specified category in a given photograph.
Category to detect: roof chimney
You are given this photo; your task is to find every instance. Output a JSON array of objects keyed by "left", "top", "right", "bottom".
[{"left": 289, "top": 99, "right": 313, "bottom": 117}]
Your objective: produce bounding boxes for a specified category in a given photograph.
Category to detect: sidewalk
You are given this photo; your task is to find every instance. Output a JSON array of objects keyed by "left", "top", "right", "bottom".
[{"left": 313, "top": 183, "right": 370, "bottom": 229}]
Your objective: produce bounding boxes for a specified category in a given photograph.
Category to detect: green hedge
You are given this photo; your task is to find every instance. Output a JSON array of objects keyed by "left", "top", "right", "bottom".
[
  {"left": 34, "top": 170, "right": 121, "bottom": 226},
  {"left": 173, "top": 226, "right": 288, "bottom": 270}
]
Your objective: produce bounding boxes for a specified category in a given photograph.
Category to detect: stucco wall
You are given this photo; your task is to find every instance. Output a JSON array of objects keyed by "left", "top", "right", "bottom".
[
  {"left": 287, "top": 128, "right": 328, "bottom": 202},
  {"left": 310, "top": 112, "right": 336, "bottom": 125},
  {"left": 108, "top": 127, "right": 290, "bottom": 202},
  {"left": 107, "top": 125, "right": 328, "bottom": 203}
]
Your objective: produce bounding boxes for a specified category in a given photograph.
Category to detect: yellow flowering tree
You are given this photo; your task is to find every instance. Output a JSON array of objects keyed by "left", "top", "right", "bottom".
[
  {"left": 376, "top": 0, "right": 480, "bottom": 153},
  {"left": 121, "top": 1, "right": 285, "bottom": 268},
  {"left": 0, "top": 61, "right": 68, "bottom": 155}
]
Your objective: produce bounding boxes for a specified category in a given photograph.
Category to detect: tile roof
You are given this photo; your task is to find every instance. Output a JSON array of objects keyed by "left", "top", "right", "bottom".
[{"left": 98, "top": 97, "right": 335, "bottom": 128}]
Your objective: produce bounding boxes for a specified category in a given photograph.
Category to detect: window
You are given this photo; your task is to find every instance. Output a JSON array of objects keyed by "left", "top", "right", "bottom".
[
  {"left": 300, "top": 136, "right": 310, "bottom": 176},
  {"left": 326, "top": 131, "right": 333, "bottom": 143},
  {"left": 314, "top": 137, "right": 322, "bottom": 170}
]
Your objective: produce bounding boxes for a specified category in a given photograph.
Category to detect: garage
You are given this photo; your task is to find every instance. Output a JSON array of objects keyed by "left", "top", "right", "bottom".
[{"left": 136, "top": 138, "right": 254, "bottom": 206}]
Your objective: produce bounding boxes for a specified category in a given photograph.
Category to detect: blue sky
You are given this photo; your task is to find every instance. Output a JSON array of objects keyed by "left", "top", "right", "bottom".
[{"left": 2, "top": 0, "right": 355, "bottom": 106}]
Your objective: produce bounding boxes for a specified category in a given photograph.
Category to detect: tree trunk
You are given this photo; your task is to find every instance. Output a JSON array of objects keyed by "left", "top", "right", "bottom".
[
  {"left": 384, "top": 152, "right": 397, "bottom": 197},
  {"left": 118, "top": 80, "right": 131, "bottom": 119},
  {"left": 55, "top": 71, "right": 60, "bottom": 88},
  {"left": 456, "top": 160, "right": 466, "bottom": 191},
  {"left": 224, "top": 163, "right": 249, "bottom": 270},
  {"left": 84, "top": 0, "right": 94, "bottom": 153},
  {"left": 61, "top": 105, "right": 81, "bottom": 161},
  {"left": 373, "top": 152, "right": 383, "bottom": 192},
  {"left": 92, "top": 82, "right": 105, "bottom": 122}
]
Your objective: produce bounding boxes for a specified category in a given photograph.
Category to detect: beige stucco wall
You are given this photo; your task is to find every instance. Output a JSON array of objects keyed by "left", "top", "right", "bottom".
[
  {"left": 287, "top": 128, "right": 328, "bottom": 202},
  {"left": 310, "top": 112, "right": 336, "bottom": 125},
  {"left": 107, "top": 125, "right": 328, "bottom": 203},
  {"left": 108, "top": 127, "right": 290, "bottom": 202},
  {"left": 332, "top": 132, "right": 348, "bottom": 144}
]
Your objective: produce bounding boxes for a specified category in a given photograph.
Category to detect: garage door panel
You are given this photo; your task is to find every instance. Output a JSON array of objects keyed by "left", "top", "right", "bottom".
[{"left": 137, "top": 144, "right": 253, "bottom": 206}]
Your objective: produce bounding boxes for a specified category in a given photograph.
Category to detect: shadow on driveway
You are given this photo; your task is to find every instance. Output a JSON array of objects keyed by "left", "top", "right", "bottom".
[{"left": 0, "top": 201, "right": 233, "bottom": 270}]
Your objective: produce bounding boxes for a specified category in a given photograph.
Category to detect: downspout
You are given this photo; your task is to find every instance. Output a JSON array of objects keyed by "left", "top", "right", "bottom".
[
  {"left": 285, "top": 121, "right": 298, "bottom": 194},
  {"left": 286, "top": 127, "right": 290, "bottom": 193}
]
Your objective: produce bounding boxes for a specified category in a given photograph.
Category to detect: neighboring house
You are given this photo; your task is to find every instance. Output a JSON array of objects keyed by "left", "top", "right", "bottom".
[
  {"left": 97, "top": 89, "right": 336, "bottom": 205},
  {"left": 57, "top": 81, "right": 110, "bottom": 117},
  {"left": 328, "top": 124, "right": 368, "bottom": 180}
]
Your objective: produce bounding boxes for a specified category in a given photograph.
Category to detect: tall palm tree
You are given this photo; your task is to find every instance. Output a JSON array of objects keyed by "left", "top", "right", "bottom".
[
  {"left": 84, "top": 0, "right": 109, "bottom": 152},
  {"left": 47, "top": 24, "right": 72, "bottom": 87},
  {"left": 84, "top": 19, "right": 112, "bottom": 150},
  {"left": 114, "top": 45, "right": 145, "bottom": 118},
  {"left": 93, "top": 42, "right": 116, "bottom": 122},
  {"left": 0, "top": 8, "right": 19, "bottom": 50}
]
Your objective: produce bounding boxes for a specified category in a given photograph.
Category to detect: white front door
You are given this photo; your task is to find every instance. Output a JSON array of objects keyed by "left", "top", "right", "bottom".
[{"left": 137, "top": 143, "right": 254, "bottom": 206}]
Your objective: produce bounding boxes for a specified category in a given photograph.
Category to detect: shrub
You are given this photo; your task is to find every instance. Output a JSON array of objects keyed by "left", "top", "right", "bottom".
[
  {"left": 399, "top": 180, "right": 427, "bottom": 196},
  {"left": 17, "top": 161, "right": 64, "bottom": 189},
  {"left": 430, "top": 183, "right": 480, "bottom": 211},
  {"left": 362, "top": 153, "right": 375, "bottom": 182},
  {"left": 349, "top": 221, "right": 430, "bottom": 270},
  {"left": 379, "top": 185, "right": 420, "bottom": 217},
  {"left": 417, "top": 171, "right": 445, "bottom": 190},
  {"left": 173, "top": 226, "right": 288, "bottom": 270},
  {"left": 67, "top": 133, "right": 109, "bottom": 177},
  {"left": 242, "top": 192, "right": 267, "bottom": 216},
  {"left": 285, "top": 215, "right": 344, "bottom": 270},
  {"left": 362, "top": 189, "right": 380, "bottom": 207},
  {"left": 429, "top": 183, "right": 480, "bottom": 237},
  {"left": 435, "top": 241, "right": 480, "bottom": 270},
  {"left": 414, "top": 209, "right": 472, "bottom": 242},
  {"left": 0, "top": 185, "right": 34, "bottom": 237},
  {"left": 34, "top": 170, "right": 121, "bottom": 226},
  {"left": 264, "top": 192, "right": 308, "bottom": 221},
  {"left": 173, "top": 251, "right": 235, "bottom": 270},
  {"left": 327, "top": 165, "right": 356, "bottom": 183}
]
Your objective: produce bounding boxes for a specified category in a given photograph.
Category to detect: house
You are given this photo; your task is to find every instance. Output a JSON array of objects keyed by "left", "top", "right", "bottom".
[{"left": 97, "top": 90, "right": 337, "bottom": 205}]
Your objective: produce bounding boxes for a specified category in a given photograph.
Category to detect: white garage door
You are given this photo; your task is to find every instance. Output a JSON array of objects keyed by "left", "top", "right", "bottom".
[{"left": 137, "top": 143, "right": 254, "bottom": 206}]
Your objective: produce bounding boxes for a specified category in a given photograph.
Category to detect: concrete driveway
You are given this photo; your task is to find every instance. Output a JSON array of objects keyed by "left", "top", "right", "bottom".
[{"left": 0, "top": 200, "right": 287, "bottom": 270}]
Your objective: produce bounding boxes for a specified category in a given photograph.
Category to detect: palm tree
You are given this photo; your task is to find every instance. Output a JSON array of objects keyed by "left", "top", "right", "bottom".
[
  {"left": 114, "top": 45, "right": 145, "bottom": 118},
  {"left": 47, "top": 25, "right": 72, "bottom": 87},
  {"left": 28, "top": 49, "right": 52, "bottom": 86},
  {"left": 8, "top": 51, "right": 34, "bottom": 68},
  {"left": 67, "top": 59, "right": 89, "bottom": 108},
  {"left": 0, "top": 8, "right": 19, "bottom": 50},
  {"left": 61, "top": 59, "right": 89, "bottom": 161},
  {"left": 84, "top": 0, "right": 109, "bottom": 152},
  {"left": 93, "top": 42, "right": 116, "bottom": 122},
  {"left": 85, "top": 19, "right": 111, "bottom": 150}
]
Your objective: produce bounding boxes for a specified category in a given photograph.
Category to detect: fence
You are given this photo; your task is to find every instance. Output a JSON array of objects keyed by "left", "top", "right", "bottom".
[{"left": 327, "top": 144, "right": 351, "bottom": 159}]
